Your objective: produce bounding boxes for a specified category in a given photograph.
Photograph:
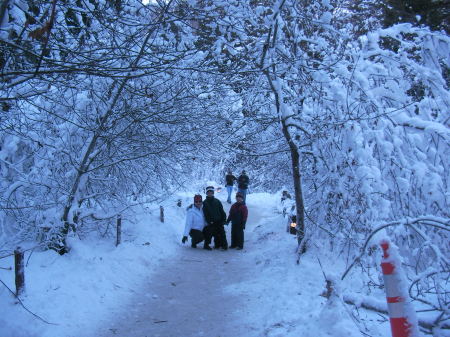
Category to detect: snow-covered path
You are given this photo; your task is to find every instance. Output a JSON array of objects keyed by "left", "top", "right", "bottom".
[
  {"left": 92, "top": 246, "right": 252, "bottom": 336},
  {"left": 90, "top": 199, "right": 266, "bottom": 337},
  {"left": 1, "top": 192, "right": 389, "bottom": 337}
]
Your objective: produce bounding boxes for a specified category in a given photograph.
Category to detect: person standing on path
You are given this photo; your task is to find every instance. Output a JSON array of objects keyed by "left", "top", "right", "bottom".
[
  {"left": 226, "top": 192, "right": 248, "bottom": 250},
  {"left": 225, "top": 169, "right": 237, "bottom": 204},
  {"left": 182, "top": 194, "right": 212, "bottom": 249},
  {"left": 203, "top": 186, "right": 228, "bottom": 250},
  {"left": 237, "top": 170, "right": 250, "bottom": 203}
]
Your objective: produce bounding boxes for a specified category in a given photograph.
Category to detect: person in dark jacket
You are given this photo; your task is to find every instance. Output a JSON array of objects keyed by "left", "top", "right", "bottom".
[
  {"left": 226, "top": 192, "right": 248, "bottom": 250},
  {"left": 237, "top": 170, "right": 250, "bottom": 202},
  {"left": 203, "top": 186, "right": 228, "bottom": 250},
  {"left": 225, "top": 169, "right": 237, "bottom": 204}
]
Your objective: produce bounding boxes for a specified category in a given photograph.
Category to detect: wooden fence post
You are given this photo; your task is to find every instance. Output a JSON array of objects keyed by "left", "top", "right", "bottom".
[
  {"left": 14, "top": 247, "right": 25, "bottom": 296},
  {"left": 160, "top": 206, "right": 164, "bottom": 223},
  {"left": 116, "top": 215, "right": 122, "bottom": 247}
]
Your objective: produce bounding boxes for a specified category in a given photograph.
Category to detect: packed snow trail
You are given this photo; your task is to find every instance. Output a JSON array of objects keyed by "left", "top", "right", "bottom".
[
  {"left": 1, "top": 192, "right": 391, "bottom": 337},
  {"left": 90, "top": 199, "right": 266, "bottom": 337}
]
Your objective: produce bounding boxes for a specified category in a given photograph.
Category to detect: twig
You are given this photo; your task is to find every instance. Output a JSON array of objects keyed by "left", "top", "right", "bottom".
[
  {"left": 339, "top": 296, "right": 371, "bottom": 337},
  {"left": 343, "top": 295, "right": 450, "bottom": 331},
  {"left": 304, "top": 209, "right": 335, "bottom": 237},
  {"left": 0, "top": 252, "right": 15, "bottom": 259},
  {"left": 341, "top": 220, "right": 400, "bottom": 280},
  {"left": 0, "top": 245, "right": 42, "bottom": 260},
  {"left": 33, "top": 0, "right": 57, "bottom": 75},
  {"left": 0, "top": 279, "right": 58, "bottom": 325},
  {"left": 316, "top": 257, "right": 327, "bottom": 281},
  {"left": 26, "top": 247, "right": 36, "bottom": 267},
  {"left": 341, "top": 216, "right": 449, "bottom": 280}
]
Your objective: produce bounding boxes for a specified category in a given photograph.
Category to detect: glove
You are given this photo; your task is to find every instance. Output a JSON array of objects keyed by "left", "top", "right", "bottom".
[{"left": 182, "top": 236, "right": 188, "bottom": 244}]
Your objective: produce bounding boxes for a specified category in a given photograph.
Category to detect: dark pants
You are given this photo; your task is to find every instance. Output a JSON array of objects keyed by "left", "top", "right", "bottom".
[
  {"left": 189, "top": 229, "right": 205, "bottom": 246},
  {"left": 205, "top": 223, "right": 228, "bottom": 249},
  {"left": 189, "top": 226, "right": 211, "bottom": 247},
  {"left": 231, "top": 222, "right": 244, "bottom": 248}
]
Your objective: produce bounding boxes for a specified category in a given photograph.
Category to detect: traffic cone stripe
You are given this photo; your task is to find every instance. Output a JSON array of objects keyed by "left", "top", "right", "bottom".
[
  {"left": 390, "top": 317, "right": 411, "bottom": 337},
  {"left": 381, "top": 261, "right": 395, "bottom": 274},
  {"left": 380, "top": 242, "right": 390, "bottom": 258},
  {"left": 387, "top": 296, "right": 404, "bottom": 303}
]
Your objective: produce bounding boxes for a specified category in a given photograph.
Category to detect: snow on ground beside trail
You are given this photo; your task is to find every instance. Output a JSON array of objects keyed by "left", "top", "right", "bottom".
[
  {"left": 227, "top": 192, "right": 391, "bottom": 336},
  {"left": 0, "top": 200, "right": 186, "bottom": 337},
  {"left": 0, "top": 190, "right": 391, "bottom": 337}
]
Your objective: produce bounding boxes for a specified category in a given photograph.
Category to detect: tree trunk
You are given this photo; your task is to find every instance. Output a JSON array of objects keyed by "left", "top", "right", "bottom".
[
  {"left": 14, "top": 247, "right": 25, "bottom": 296},
  {"left": 57, "top": 80, "right": 124, "bottom": 254},
  {"left": 280, "top": 120, "right": 305, "bottom": 247},
  {"left": 264, "top": 71, "right": 306, "bottom": 255},
  {"left": 259, "top": 2, "right": 306, "bottom": 255}
]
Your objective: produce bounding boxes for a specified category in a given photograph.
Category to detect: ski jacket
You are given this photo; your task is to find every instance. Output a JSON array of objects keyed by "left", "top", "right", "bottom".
[
  {"left": 227, "top": 202, "right": 248, "bottom": 227},
  {"left": 238, "top": 174, "right": 249, "bottom": 189},
  {"left": 183, "top": 205, "right": 207, "bottom": 237},
  {"left": 203, "top": 197, "right": 226, "bottom": 225},
  {"left": 225, "top": 174, "right": 237, "bottom": 186}
]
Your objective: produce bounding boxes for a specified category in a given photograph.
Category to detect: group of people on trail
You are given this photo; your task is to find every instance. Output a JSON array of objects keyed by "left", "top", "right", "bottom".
[
  {"left": 225, "top": 170, "right": 249, "bottom": 204},
  {"left": 182, "top": 173, "right": 249, "bottom": 251}
]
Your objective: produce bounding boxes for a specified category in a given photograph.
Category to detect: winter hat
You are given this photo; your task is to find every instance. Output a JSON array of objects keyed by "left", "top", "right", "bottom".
[
  {"left": 194, "top": 194, "right": 202, "bottom": 202},
  {"left": 236, "top": 192, "right": 244, "bottom": 199},
  {"left": 206, "top": 186, "right": 215, "bottom": 193}
]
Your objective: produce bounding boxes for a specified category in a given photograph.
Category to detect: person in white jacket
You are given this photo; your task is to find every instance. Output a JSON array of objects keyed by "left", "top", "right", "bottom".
[{"left": 182, "top": 194, "right": 211, "bottom": 250}]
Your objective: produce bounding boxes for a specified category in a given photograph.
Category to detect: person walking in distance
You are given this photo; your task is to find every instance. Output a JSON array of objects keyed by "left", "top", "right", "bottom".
[
  {"left": 226, "top": 192, "right": 248, "bottom": 250},
  {"left": 225, "top": 169, "right": 237, "bottom": 204},
  {"left": 182, "top": 194, "right": 212, "bottom": 249},
  {"left": 237, "top": 170, "right": 250, "bottom": 203},
  {"left": 203, "top": 186, "right": 228, "bottom": 250}
]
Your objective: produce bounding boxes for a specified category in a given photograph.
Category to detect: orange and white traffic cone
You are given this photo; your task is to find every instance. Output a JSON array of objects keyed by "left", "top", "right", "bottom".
[{"left": 380, "top": 239, "right": 420, "bottom": 337}]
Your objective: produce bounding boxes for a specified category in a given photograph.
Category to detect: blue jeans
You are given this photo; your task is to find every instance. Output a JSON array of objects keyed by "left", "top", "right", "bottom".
[
  {"left": 226, "top": 186, "right": 233, "bottom": 202},
  {"left": 237, "top": 188, "right": 247, "bottom": 202}
]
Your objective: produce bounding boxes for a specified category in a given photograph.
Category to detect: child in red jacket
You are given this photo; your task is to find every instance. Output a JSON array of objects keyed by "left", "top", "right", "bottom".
[{"left": 226, "top": 192, "right": 248, "bottom": 250}]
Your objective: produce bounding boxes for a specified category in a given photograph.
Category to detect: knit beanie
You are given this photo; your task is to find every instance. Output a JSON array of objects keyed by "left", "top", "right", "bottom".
[{"left": 194, "top": 194, "right": 202, "bottom": 202}]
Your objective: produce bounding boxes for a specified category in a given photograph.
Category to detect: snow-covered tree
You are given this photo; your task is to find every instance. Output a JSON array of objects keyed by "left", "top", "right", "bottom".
[
  {"left": 182, "top": 1, "right": 449, "bottom": 329},
  {"left": 0, "top": 0, "right": 234, "bottom": 252}
]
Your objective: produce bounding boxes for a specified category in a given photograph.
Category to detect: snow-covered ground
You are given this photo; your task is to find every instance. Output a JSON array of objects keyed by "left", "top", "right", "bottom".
[{"left": 0, "top": 191, "right": 391, "bottom": 337}]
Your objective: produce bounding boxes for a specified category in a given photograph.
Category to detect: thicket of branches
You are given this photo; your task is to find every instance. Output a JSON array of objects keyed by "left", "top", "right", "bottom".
[{"left": 1, "top": 0, "right": 449, "bottom": 333}]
